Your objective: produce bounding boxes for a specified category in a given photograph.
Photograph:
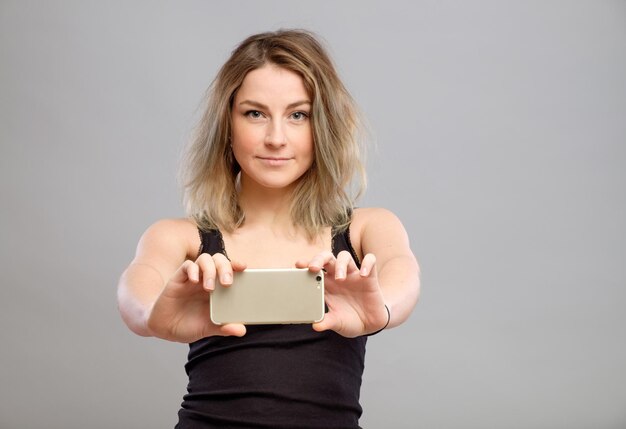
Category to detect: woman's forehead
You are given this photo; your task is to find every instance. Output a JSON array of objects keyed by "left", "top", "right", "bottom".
[{"left": 235, "top": 65, "right": 309, "bottom": 104}]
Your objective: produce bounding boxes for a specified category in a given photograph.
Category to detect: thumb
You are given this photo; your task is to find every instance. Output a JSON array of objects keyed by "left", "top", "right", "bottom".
[
  {"left": 312, "top": 312, "right": 340, "bottom": 334},
  {"left": 219, "top": 323, "right": 247, "bottom": 337}
]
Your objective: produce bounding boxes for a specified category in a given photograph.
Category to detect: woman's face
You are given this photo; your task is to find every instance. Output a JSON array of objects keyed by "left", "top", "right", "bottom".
[{"left": 230, "top": 64, "right": 314, "bottom": 193}]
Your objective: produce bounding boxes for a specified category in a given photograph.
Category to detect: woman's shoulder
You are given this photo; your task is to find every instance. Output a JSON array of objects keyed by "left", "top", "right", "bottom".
[
  {"left": 144, "top": 217, "right": 199, "bottom": 234},
  {"left": 351, "top": 207, "right": 403, "bottom": 229},
  {"left": 139, "top": 217, "right": 201, "bottom": 260},
  {"left": 349, "top": 207, "right": 408, "bottom": 255}
]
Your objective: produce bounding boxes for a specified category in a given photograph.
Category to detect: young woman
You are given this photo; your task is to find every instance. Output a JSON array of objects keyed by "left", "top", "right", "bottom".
[{"left": 118, "top": 29, "right": 420, "bottom": 428}]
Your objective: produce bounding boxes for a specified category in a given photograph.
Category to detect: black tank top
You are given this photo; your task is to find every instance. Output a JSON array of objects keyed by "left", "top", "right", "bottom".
[{"left": 176, "top": 227, "right": 367, "bottom": 429}]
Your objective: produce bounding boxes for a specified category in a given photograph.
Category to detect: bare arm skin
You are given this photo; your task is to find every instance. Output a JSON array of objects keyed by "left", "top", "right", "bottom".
[
  {"left": 298, "top": 207, "right": 420, "bottom": 337},
  {"left": 117, "top": 219, "right": 246, "bottom": 343},
  {"left": 120, "top": 209, "right": 419, "bottom": 340},
  {"left": 356, "top": 207, "right": 421, "bottom": 328}
]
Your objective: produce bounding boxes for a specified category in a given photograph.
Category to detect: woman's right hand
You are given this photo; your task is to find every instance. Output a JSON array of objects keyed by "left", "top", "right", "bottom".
[{"left": 146, "top": 253, "right": 247, "bottom": 343}]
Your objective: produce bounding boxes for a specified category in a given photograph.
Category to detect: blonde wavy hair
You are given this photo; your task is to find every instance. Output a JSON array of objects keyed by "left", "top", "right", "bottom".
[{"left": 181, "top": 29, "right": 366, "bottom": 238}]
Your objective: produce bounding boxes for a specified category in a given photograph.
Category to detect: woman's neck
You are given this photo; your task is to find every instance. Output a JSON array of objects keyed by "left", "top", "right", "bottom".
[{"left": 237, "top": 182, "right": 295, "bottom": 230}]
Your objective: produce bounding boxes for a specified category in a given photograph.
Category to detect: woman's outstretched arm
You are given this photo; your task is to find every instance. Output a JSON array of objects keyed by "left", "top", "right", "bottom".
[
  {"left": 117, "top": 219, "right": 246, "bottom": 342},
  {"left": 299, "top": 207, "right": 420, "bottom": 337},
  {"left": 357, "top": 207, "right": 421, "bottom": 328}
]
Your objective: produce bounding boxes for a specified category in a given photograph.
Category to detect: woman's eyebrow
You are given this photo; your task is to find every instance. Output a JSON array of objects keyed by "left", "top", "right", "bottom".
[{"left": 238, "top": 99, "right": 311, "bottom": 110}]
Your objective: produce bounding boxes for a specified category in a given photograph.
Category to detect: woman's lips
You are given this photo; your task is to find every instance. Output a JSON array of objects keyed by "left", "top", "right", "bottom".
[{"left": 257, "top": 156, "right": 293, "bottom": 166}]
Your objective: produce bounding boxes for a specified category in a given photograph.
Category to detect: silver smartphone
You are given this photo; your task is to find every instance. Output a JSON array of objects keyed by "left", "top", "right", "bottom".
[{"left": 210, "top": 268, "right": 325, "bottom": 325}]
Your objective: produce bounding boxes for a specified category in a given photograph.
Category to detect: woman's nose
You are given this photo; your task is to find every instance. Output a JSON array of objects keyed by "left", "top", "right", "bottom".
[{"left": 264, "top": 119, "right": 287, "bottom": 147}]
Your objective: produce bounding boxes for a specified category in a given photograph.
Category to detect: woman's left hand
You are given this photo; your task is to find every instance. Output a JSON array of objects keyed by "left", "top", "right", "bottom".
[{"left": 296, "top": 251, "right": 389, "bottom": 338}]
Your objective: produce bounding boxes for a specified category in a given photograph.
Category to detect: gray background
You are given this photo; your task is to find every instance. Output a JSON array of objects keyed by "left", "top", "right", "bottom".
[{"left": 1, "top": 1, "right": 625, "bottom": 428}]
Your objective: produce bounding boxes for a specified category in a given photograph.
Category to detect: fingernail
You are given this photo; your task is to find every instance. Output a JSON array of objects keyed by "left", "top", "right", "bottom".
[
  {"left": 336, "top": 269, "right": 345, "bottom": 279},
  {"left": 222, "top": 273, "right": 232, "bottom": 284},
  {"left": 360, "top": 267, "right": 369, "bottom": 276},
  {"left": 205, "top": 278, "right": 214, "bottom": 291}
]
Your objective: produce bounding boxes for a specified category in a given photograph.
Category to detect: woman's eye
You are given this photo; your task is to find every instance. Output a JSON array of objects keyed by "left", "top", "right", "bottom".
[
  {"left": 291, "top": 111, "right": 309, "bottom": 121},
  {"left": 245, "top": 110, "right": 263, "bottom": 119}
]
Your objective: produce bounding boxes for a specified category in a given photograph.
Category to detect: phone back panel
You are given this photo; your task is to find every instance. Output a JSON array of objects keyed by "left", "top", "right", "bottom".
[{"left": 210, "top": 268, "right": 325, "bottom": 325}]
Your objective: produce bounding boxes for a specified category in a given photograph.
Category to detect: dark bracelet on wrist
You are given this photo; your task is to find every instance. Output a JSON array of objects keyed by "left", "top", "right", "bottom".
[{"left": 366, "top": 304, "right": 391, "bottom": 336}]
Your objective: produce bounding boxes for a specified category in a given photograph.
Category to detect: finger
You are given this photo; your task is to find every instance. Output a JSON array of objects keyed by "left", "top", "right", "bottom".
[
  {"left": 294, "top": 259, "right": 309, "bottom": 269},
  {"left": 213, "top": 253, "right": 234, "bottom": 286},
  {"left": 176, "top": 260, "right": 199, "bottom": 283},
  {"left": 359, "top": 253, "right": 377, "bottom": 277},
  {"left": 308, "top": 250, "right": 336, "bottom": 273},
  {"left": 335, "top": 250, "right": 358, "bottom": 280},
  {"left": 195, "top": 253, "right": 217, "bottom": 291},
  {"left": 230, "top": 260, "right": 247, "bottom": 272}
]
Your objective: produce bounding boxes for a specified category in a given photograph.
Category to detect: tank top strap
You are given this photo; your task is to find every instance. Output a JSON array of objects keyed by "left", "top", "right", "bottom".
[
  {"left": 198, "top": 228, "right": 228, "bottom": 257},
  {"left": 331, "top": 225, "right": 361, "bottom": 269}
]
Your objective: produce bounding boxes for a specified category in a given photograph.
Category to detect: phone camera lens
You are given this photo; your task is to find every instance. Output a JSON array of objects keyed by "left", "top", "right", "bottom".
[{"left": 316, "top": 275, "right": 322, "bottom": 282}]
